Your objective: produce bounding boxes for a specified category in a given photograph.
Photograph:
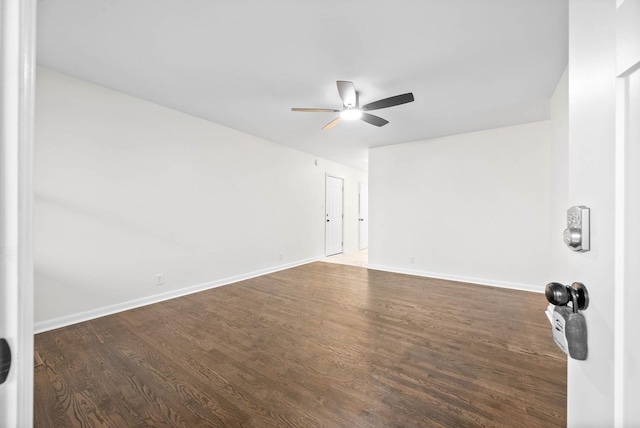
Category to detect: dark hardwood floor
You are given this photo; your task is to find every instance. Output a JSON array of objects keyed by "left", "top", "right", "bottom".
[{"left": 34, "top": 262, "right": 566, "bottom": 427}]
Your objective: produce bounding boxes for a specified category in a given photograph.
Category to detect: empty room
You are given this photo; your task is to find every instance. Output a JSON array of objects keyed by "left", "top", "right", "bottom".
[{"left": 2, "top": 0, "right": 639, "bottom": 427}]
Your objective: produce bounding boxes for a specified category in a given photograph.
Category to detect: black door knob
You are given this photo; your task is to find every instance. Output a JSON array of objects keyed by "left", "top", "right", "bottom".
[
  {"left": 545, "top": 282, "right": 571, "bottom": 306},
  {"left": 0, "top": 338, "right": 10, "bottom": 385},
  {"left": 545, "top": 282, "right": 589, "bottom": 311}
]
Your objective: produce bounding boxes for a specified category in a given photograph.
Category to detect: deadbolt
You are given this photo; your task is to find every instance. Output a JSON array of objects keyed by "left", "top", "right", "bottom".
[{"left": 563, "top": 206, "right": 590, "bottom": 252}]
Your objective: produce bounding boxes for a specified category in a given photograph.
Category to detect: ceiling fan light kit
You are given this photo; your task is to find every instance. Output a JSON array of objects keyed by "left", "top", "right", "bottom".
[
  {"left": 340, "top": 108, "right": 362, "bottom": 121},
  {"left": 292, "top": 80, "right": 414, "bottom": 129}
]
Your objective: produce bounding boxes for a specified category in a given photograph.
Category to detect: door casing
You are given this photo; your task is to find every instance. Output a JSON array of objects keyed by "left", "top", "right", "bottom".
[{"left": 0, "top": 0, "right": 36, "bottom": 426}]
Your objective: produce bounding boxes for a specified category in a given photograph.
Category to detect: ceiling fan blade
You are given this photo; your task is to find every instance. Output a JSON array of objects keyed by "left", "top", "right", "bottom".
[
  {"left": 291, "top": 108, "right": 340, "bottom": 112},
  {"left": 336, "top": 81, "right": 357, "bottom": 107},
  {"left": 360, "top": 112, "right": 389, "bottom": 127},
  {"left": 362, "top": 93, "right": 414, "bottom": 111},
  {"left": 322, "top": 116, "right": 342, "bottom": 130}
]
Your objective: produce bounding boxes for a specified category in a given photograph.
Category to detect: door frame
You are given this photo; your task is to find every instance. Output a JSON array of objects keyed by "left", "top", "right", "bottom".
[
  {"left": 0, "top": 0, "right": 36, "bottom": 425},
  {"left": 614, "top": 0, "right": 640, "bottom": 424}
]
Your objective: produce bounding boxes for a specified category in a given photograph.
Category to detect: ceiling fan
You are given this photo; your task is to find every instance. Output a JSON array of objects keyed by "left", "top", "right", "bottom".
[{"left": 292, "top": 81, "right": 414, "bottom": 130}]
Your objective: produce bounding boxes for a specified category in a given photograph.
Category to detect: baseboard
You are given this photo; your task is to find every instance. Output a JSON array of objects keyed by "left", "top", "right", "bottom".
[
  {"left": 366, "top": 264, "right": 543, "bottom": 294},
  {"left": 34, "top": 257, "right": 318, "bottom": 334}
]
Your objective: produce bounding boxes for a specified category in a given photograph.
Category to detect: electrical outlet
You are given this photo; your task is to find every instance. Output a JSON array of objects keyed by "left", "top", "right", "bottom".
[
  {"left": 279, "top": 253, "right": 283, "bottom": 261},
  {"left": 156, "top": 274, "right": 164, "bottom": 286},
  {"left": 410, "top": 257, "right": 415, "bottom": 264}
]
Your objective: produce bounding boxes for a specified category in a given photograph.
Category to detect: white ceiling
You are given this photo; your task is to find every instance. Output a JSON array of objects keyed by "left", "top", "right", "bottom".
[{"left": 36, "top": 0, "right": 568, "bottom": 172}]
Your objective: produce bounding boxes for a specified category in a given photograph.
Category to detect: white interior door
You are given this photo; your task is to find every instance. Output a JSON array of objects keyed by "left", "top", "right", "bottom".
[
  {"left": 0, "top": 0, "right": 35, "bottom": 426},
  {"left": 325, "top": 175, "right": 344, "bottom": 256},
  {"left": 565, "top": 1, "right": 640, "bottom": 426},
  {"left": 359, "top": 182, "right": 368, "bottom": 249}
]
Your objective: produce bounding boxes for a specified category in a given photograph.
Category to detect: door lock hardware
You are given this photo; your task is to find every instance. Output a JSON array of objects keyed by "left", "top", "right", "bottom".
[
  {"left": 545, "top": 282, "right": 589, "bottom": 311},
  {"left": 545, "top": 282, "right": 589, "bottom": 360},
  {"left": 563, "top": 206, "right": 590, "bottom": 252}
]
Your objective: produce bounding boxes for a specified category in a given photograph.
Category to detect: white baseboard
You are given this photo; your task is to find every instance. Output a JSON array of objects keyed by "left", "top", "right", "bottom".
[
  {"left": 34, "top": 257, "right": 318, "bottom": 334},
  {"left": 366, "top": 264, "right": 543, "bottom": 294}
]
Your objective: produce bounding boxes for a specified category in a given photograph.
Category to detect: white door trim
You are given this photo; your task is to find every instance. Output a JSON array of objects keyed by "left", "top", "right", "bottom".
[
  {"left": 0, "top": 0, "right": 36, "bottom": 425},
  {"left": 614, "top": 1, "right": 640, "bottom": 424},
  {"left": 614, "top": 72, "right": 626, "bottom": 428}
]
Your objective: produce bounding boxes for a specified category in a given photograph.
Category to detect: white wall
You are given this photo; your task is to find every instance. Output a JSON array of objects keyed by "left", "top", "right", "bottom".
[
  {"left": 550, "top": 68, "right": 569, "bottom": 282},
  {"left": 369, "top": 121, "right": 551, "bottom": 292},
  {"left": 34, "top": 67, "right": 366, "bottom": 331}
]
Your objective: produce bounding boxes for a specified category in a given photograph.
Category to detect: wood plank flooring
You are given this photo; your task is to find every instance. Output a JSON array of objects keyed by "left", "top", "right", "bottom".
[{"left": 34, "top": 262, "right": 566, "bottom": 427}]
